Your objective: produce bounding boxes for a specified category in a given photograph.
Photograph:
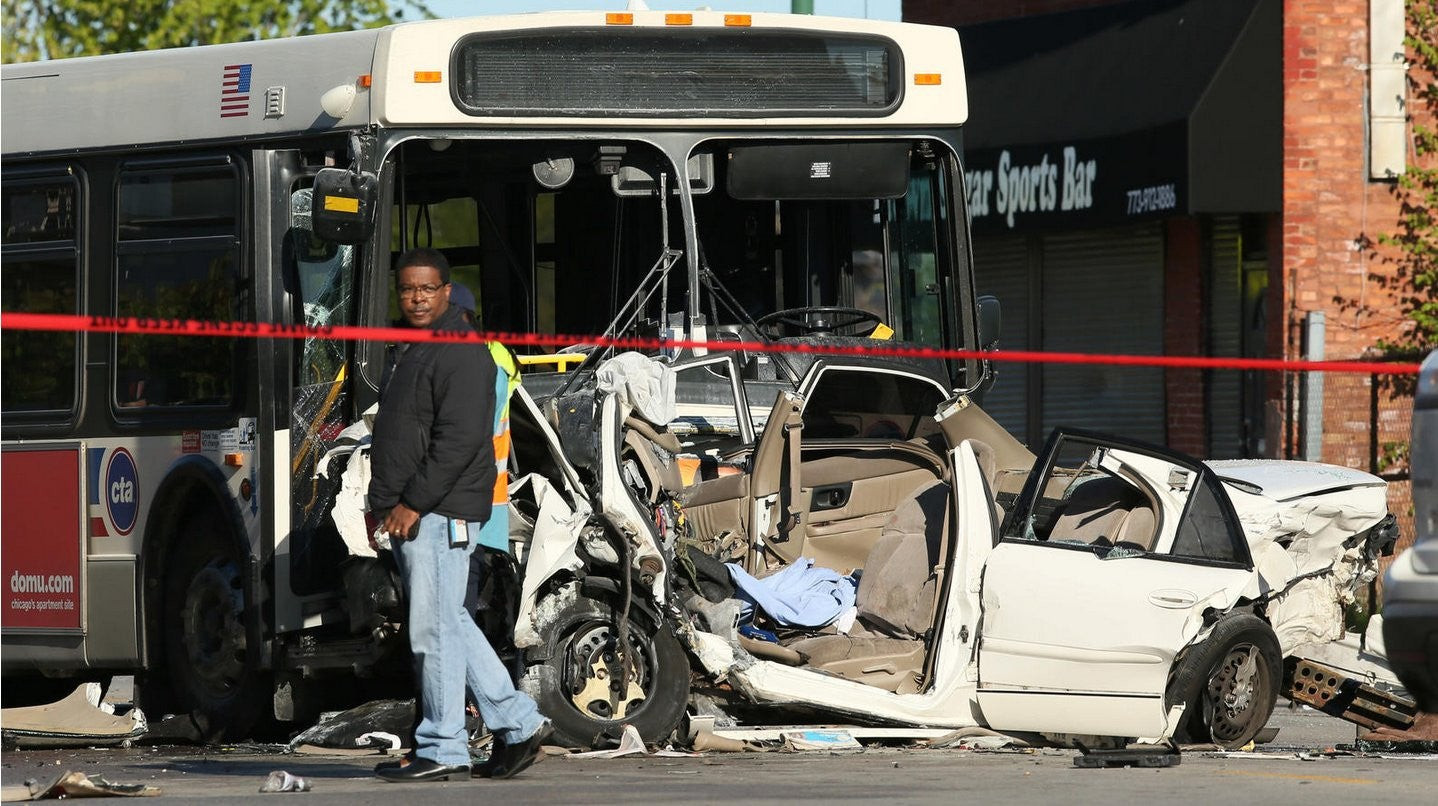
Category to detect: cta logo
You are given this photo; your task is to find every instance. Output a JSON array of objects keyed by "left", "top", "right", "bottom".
[{"left": 105, "top": 447, "right": 139, "bottom": 536}]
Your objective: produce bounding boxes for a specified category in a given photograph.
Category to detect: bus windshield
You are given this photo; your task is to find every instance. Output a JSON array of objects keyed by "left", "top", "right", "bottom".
[{"left": 376, "top": 135, "right": 966, "bottom": 388}]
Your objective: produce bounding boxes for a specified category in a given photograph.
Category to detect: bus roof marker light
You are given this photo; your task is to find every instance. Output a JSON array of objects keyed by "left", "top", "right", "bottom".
[
  {"left": 724, "top": 14, "right": 752, "bottom": 27},
  {"left": 320, "top": 83, "right": 357, "bottom": 118},
  {"left": 665, "top": 13, "right": 692, "bottom": 25},
  {"left": 606, "top": 13, "right": 633, "bottom": 25},
  {"left": 358, "top": 74, "right": 372, "bottom": 89},
  {"left": 413, "top": 71, "right": 442, "bottom": 84},
  {"left": 914, "top": 73, "right": 943, "bottom": 86}
]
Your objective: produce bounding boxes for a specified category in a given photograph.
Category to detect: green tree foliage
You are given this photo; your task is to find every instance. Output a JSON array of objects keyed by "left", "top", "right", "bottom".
[
  {"left": 2, "top": 0, "right": 431, "bottom": 63},
  {"left": 1376, "top": 0, "right": 1438, "bottom": 357}
]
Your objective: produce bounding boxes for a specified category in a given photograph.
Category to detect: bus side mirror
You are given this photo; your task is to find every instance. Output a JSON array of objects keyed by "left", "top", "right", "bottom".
[
  {"left": 977, "top": 294, "right": 1002, "bottom": 349},
  {"left": 312, "top": 168, "right": 377, "bottom": 245}
]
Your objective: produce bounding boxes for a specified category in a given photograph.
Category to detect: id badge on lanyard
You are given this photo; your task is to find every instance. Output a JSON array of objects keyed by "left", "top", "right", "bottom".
[{"left": 448, "top": 517, "right": 469, "bottom": 548}]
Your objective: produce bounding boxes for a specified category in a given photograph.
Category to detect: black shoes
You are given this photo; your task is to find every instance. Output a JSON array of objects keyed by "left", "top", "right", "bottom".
[
  {"left": 373, "top": 752, "right": 415, "bottom": 776},
  {"left": 375, "top": 756, "right": 470, "bottom": 782},
  {"left": 374, "top": 720, "right": 552, "bottom": 783},
  {"left": 474, "top": 721, "right": 554, "bottom": 780}
]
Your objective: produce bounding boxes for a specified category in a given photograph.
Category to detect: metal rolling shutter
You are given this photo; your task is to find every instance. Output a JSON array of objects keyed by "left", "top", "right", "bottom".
[
  {"left": 1039, "top": 225, "right": 1165, "bottom": 444},
  {"left": 1207, "top": 217, "right": 1243, "bottom": 458},
  {"left": 971, "top": 234, "right": 1032, "bottom": 443}
]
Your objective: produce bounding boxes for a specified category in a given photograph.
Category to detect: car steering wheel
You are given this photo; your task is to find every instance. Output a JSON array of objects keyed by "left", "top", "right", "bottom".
[{"left": 754, "top": 306, "right": 883, "bottom": 338}]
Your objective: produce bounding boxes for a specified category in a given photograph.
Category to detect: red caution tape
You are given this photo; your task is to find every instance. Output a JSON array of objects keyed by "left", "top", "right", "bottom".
[{"left": 0, "top": 312, "right": 1421, "bottom": 375}]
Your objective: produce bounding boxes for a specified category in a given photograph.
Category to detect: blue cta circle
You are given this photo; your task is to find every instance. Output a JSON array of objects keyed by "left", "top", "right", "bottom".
[{"left": 105, "top": 447, "right": 139, "bottom": 536}]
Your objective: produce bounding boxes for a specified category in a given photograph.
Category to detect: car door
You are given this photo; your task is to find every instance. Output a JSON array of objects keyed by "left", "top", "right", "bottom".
[
  {"left": 976, "top": 429, "right": 1255, "bottom": 739},
  {"left": 786, "top": 364, "right": 952, "bottom": 567}
]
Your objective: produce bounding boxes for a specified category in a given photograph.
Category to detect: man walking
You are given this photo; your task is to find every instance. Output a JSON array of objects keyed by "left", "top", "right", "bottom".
[{"left": 368, "top": 248, "right": 550, "bottom": 782}]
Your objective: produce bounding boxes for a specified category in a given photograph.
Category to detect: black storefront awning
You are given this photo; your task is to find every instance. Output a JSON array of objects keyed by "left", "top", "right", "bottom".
[{"left": 958, "top": 0, "right": 1280, "bottom": 234}]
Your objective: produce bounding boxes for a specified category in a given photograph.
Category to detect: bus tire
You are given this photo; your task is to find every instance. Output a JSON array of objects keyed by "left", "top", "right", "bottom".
[
  {"left": 161, "top": 513, "right": 266, "bottom": 741},
  {"left": 521, "top": 594, "right": 689, "bottom": 749},
  {"left": 1166, "top": 613, "right": 1281, "bottom": 749}
]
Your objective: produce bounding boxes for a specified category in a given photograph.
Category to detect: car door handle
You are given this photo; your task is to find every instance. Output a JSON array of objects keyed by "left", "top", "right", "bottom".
[
  {"left": 1148, "top": 589, "right": 1198, "bottom": 609},
  {"left": 810, "top": 483, "right": 851, "bottom": 512}
]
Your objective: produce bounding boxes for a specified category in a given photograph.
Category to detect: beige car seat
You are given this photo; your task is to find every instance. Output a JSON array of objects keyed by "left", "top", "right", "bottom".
[
  {"left": 1049, "top": 475, "right": 1157, "bottom": 551},
  {"left": 785, "top": 479, "right": 948, "bottom": 691}
]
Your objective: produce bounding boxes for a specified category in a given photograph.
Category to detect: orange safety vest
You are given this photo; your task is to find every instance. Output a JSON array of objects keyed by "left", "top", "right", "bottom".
[{"left": 489, "top": 341, "right": 520, "bottom": 506}]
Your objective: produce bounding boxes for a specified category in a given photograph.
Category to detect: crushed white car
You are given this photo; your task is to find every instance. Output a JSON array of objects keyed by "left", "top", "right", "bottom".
[{"left": 491, "top": 353, "right": 1408, "bottom": 749}]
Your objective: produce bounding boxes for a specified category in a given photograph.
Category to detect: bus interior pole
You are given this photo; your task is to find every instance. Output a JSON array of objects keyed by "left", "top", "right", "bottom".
[
  {"left": 658, "top": 172, "right": 670, "bottom": 340},
  {"left": 678, "top": 162, "right": 705, "bottom": 354}
]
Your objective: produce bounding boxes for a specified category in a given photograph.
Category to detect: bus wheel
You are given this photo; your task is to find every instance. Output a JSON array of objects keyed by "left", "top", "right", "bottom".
[
  {"left": 521, "top": 594, "right": 689, "bottom": 749},
  {"left": 162, "top": 514, "right": 265, "bottom": 741},
  {"left": 1166, "top": 614, "right": 1281, "bottom": 748}
]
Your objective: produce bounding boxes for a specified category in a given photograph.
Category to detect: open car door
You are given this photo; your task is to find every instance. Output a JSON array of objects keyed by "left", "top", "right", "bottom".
[{"left": 976, "top": 429, "right": 1255, "bottom": 739}]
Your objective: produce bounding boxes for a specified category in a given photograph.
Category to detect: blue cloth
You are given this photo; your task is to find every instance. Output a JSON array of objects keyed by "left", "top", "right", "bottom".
[
  {"left": 725, "top": 558, "right": 858, "bottom": 628},
  {"left": 392, "top": 512, "right": 544, "bottom": 765}
]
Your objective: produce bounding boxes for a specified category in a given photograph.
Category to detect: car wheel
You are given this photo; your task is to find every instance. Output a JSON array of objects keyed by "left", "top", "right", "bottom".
[
  {"left": 523, "top": 594, "right": 689, "bottom": 749},
  {"left": 1167, "top": 613, "right": 1281, "bottom": 748},
  {"left": 161, "top": 514, "right": 267, "bottom": 740}
]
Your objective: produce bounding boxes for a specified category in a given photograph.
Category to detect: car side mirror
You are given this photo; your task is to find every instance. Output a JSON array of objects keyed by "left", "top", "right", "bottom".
[{"left": 977, "top": 295, "right": 1002, "bottom": 349}]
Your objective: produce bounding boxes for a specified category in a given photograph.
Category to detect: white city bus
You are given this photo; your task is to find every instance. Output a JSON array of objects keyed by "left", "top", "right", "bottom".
[{"left": 0, "top": 10, "right": 980, "bottom": 737}]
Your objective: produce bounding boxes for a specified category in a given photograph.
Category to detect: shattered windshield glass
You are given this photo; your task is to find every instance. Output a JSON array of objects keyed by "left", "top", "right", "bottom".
[{"left": 289, "top": 186, "right": 357, "bottom": 594}]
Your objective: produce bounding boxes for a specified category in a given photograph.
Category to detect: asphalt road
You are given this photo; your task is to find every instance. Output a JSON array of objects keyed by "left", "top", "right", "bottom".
[{"left": 2, "top": 702, "right": 1433, "bottom": 805}]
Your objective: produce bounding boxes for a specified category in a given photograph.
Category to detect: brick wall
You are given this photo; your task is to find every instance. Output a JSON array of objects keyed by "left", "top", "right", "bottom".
[
  {"left": 1164, "top": 217, "right": 1206, "bottom": 454},
  {"left": 1280, "top": 0, "right": 1427, "bottom": 467},
  {"left": 1281, "top": 0, "right": 1430, "bottom": 560}
]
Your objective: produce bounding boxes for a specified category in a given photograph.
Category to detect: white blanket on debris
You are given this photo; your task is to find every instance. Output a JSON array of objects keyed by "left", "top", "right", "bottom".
[
  {"left": 333, "top": 443, "right": 378, "bottom": 557},
  {"left": 596, "top": 351, "right": 676, "bottom": 426}
]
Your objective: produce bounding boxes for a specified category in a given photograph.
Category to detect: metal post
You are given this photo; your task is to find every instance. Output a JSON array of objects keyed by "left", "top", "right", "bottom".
[
  {"left": 1370, "top": 372, "right": 1380, "bottom": 473},
  {"left": 792, "top": 0, "right": 815, "bottom": 13},
  {"left": 1301, "top": 311, "right": 1326, "bottom": 461}
]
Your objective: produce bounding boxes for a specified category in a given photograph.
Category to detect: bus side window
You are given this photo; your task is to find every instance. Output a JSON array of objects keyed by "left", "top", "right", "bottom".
[
  {"left": 114, "top": 165, "right": 243, "bottom": 410},
  {"left": 1, "top": 174, "right": 82, "bottom": 417}
]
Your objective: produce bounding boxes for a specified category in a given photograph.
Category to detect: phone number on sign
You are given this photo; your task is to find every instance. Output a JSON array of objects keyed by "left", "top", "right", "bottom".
[{"left": 1125, "top": 183, "right": 1177, "bottom": 214}]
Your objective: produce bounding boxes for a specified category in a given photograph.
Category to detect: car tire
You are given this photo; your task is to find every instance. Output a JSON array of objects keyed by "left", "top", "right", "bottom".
[
  {"left": 160, "top": 513, "right": 268, "bottom": 741},
  {"left": 522, "top": 593, "right": 689, "bottom": 749},
  {"left": 1166, "top": 613, "right": 1281, "bottom": 748}
]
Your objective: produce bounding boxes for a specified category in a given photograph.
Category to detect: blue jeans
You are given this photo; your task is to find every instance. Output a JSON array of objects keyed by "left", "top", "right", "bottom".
[{"left": 392, "top": 512, "right": 545, "bottom": 766}]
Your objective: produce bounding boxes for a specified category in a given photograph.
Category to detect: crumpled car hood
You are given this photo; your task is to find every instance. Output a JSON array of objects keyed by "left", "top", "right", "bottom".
[{"left": 1209, "top": 459, "right": 1390, "bottom": 654}]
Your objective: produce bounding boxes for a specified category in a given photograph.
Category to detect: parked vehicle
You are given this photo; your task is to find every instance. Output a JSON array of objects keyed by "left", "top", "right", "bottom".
[
  {"left": 490, "top": 353, "right": 1399, "bottom": 749},
  {"left": 1383, "top": 349, "right": 1438, "bottom": 711}
]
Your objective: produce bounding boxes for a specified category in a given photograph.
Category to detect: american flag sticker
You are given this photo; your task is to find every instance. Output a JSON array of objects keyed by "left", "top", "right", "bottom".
[{"left": 221, "top": 63, "right": 253, "bottom": 118}]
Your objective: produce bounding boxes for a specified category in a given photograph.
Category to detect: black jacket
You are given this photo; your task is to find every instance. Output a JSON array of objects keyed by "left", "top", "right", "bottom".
[{"left": 367, "top": 304, "right": 497, "bottom": 522}]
